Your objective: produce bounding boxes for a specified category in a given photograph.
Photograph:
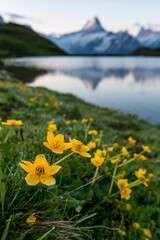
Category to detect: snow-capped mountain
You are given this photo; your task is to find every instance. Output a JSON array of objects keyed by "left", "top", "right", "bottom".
[
  {"left": 136, "top": 27, "right": 160, "bottom": 48},
  {"left": 47, "top": 17, "right": 141, "bottom": 54},
  {"left": 0, "top": 15, "right": 5, "bottom": 24}
]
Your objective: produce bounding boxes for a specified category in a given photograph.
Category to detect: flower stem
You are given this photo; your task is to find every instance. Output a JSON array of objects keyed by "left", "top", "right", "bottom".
[
  {"left": 91, "top": 166, "right": 99, "bottom": 186},
  {"left": 4, "top": 127, "right": 13, "bottom": 143},
  {"left": 108, "top": 163, "right": 117, "bottom": 197},
  {"left": 52, "top": 152, "right": 74, "bottom": 166}
]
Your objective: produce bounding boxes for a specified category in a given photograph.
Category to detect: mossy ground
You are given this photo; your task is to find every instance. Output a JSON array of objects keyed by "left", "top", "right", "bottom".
[{"left": 0, "top": 76, "right": 160, "bottom": 240}]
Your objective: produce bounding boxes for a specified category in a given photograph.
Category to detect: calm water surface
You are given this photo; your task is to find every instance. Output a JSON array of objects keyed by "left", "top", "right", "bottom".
[{"left": 5, "top": 56, "right": 160, "bottom": 124}]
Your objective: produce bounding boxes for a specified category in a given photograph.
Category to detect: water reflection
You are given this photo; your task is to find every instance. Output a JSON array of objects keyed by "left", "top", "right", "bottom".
[{"left": 5, "top": 57, "right": 160, "bottom": 124}]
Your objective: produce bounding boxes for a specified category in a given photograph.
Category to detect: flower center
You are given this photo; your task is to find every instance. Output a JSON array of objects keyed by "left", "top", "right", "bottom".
[
  {"left": 36, "top": 167, "right": 45, "bottom": 176},
  {"left": 76, "top": 143, "right": 82, "bottom": 151}
]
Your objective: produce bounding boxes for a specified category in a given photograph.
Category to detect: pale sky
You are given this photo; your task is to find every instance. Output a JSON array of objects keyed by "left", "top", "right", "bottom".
[{"left": 1, "top": 0, "right": 160, "bottom": 35}]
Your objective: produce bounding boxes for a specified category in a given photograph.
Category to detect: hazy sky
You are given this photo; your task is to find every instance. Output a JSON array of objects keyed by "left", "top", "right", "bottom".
[{"left": 1, "top": 0, "right": 160, "bottom": 35}]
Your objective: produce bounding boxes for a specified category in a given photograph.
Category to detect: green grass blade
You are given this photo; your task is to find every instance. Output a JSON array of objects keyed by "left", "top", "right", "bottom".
[
  {"left": 0, "top": 168, "right": 6, "bottom": 215},
  {"left": 1, "top": 215, "right": 12, "bottom": 240},
  {"left": 37, "top": 227, "right": 55, "bottom": 240},
  {"left": 17, "top": 228, "right": 32, "bottom": 240}
]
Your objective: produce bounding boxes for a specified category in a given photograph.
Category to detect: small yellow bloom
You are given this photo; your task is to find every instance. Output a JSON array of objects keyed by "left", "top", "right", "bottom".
[
  {"left": 120, "top": 188, "right": 132, "bottom": 200},
  {"left": 2, "top": 119, "right": 23, "bottom": 126},
  {"left": 143, "top": 228, "right": 152, "bottom": 239},
  {"left": 44, "top": 102, "right": 49, "bottom": 107},
  {"left": 0, "top": 127, "right": 1, "bottom": 132},
  {"left": 53, "top": 102, "right": 58, "bottom": 108},
  {"left": 134, "top": 169, "right": 148, "bottom": 187},
  {"left": 99, "top": 130, "right": 103, "bottom": 135},
  {"left": 95, "top": 138, "right": 101, "bottom": 143},
  {"left": 20, "top": 154, "right": 61, "bottom": 186},
  {"left": 44, "top": 131, "right": 70, "bottom": 153},
  {"left": 69, "top": 139, "right": 90, "bottom": 157},
  {"left": 139, "top": 154, "right": 146, "bottom": 161},
  {"left": 117, "top": 179, "right": 129, "bottom": 189},
  {"left": 95, "top": 149, "right": 106, "bottom": 157},
  {"left": 81, "top": 118, "right": 88, "bottom": 124},
  {"left": 148, "top": 173, "right": 154, "bottom": 181},
  {"left": 63, "top": 114, "right": 66, "bottom": 118},
  {"left": 26, "top": 213, "right": 36, "bottom": 224},
  {"left": 91, "top": 155, "right": 104, "bottom": 167},
  {"left": 88, "top": 130, "right": 97, "bottom": 135},
  {"left": 128, "top": 136, "right": 136, "bottom": 146},
  {"left": 48, "top": 121, "right": 54, "bottom": 125},
  {"left": 30, "top": 96, "right": 37, "bottom": 102},
  {"left": 103, "top": 144, "right": 108, "bottom": 149},
  {"left": 89, "top": 118, "right": 94, "bottom": 122},
  {"left": 118, "top": 230, "right": 126, "bottom": 236},
  {"left": 107, "top": 147, "right": 113, "bottom": 154},
  {"left": 111, "top": 157, "right": 121, "bottom": 164},
  {"left": 104, "top": 169, "right": 110, "bottom": 175},
  {"left": 87, "top": 141, "right": 96, "bottom": 149},
  {"left": 0, "top": 118, "right": 1, "bottom": 120},
  {"left": 142, "top": 145, "right": 151, "bottom": 153},
  {"left": 72, "top": 119, "right": 77, "bottom": 124},
  {"left": 133, "top": 222, "right": 140, "bottom": 229},
  {"left": 122, "top": 147, "right": 130, "bottom": 158},
  {"left": 48, "top": 124, "right": 57, "bottom": 132},
  {"left": 126, "top": 203, "right": 131, "bottom": 211},
  {"left": 117, "top": 171, "right": 126, "bottom": 179},
  {"left": 113, "top": 142, "right": 119, "bottom": 150},
  {"left": 65, "top": 120, "right": 71, "bottom": 125}
]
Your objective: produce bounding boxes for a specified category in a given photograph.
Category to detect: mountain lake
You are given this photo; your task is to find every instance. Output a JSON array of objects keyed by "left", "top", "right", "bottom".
[{"left": 5, "top": 56, "right": 160, "bottom": 124}]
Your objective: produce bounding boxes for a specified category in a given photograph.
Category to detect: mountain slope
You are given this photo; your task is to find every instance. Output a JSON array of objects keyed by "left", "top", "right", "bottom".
[
  {"left": 136, "top": 27, "right": 160, "bottom": 48},
  {"left": 47, "top": 17, "right": 141, "bottom": 54},
  {"left": 0, "top": 23, "right": 66, "bottom": 57}
]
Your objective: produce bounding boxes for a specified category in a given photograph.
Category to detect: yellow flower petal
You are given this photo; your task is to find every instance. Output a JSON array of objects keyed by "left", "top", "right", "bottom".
[
  {"left": 25, "top": 173, "right": 40, "bottom": 186},
  {"left": 47, "top": 165, "right": 61, "bottom": 175},
  {"left": 47, "top": 131, "right": 54, "bottom": 144},
  {"left": 34, "top": 154, "right": 49, "bottom": 167},
  {"left": 40, "top": 175, "right": 56, "bottom": 186},
  {"left": 20, "top": 161, "right": 34, "bottom": 173}
]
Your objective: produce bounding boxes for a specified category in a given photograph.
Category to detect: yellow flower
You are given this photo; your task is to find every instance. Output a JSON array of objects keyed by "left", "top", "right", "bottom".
[
  {"left": 81, "top": 118, "right": 88, "bottom": 124},
  {"left": 117, "top": 171, "right": 126, "bottom": 179},
  {"left": 134, "top": 153, "right": 146, "bottom": 160},
  {"left": 117, "top": 179, "right": 129, "bottom": 189},
  {"left": 143, "top": 228, "right": 152, "bottom": 239},
  {"left": 44, "top": 102, "right": 49, "bottom": 107},
  {"left": 133, "top": 222, "right": 140, "bottom": 229},
  {"left": 134, "top": 169, "right": 148, "bottom": 187},
  {"left": 103, "top": 144, "right": 108, "bottom": 149},
  {"left": 148, "top": 173, "right": 154, "bottom": 181},
  {"left": 88, "top": 130, "right": 97, "bottom": 135},
  {"left": 111, "top": 157, "right": 121, "bottom": 164},
  {"left": 128, "top": 136, "right": 136, "bottom": 146},
  {"left": 72, "top": 119, "right": 77, "bottom": 124},
  {"left": 48, "top": 121, "right": 54, "bottom": 125},
  {"left": 89, "top": 118, "right": 94, "bottom": 122},
  {"left": 30, "top": 96, "right": 37, "bottom": 102},
  {"left": 44, "top": 131, "right": 70, "bottom": 154},
  {"left": 63, "top": 113, "right": 66, "bottom": 118},
  {"left": 26, "top": 213, "right": 36, "bottom": 224},
  {"left": 91, "top": 155, "right": 104, "bottom": 167},
  {"left": 0, "top": 127, "right": 1, "bottom": 132},
  {"left": 120, "top": 188, "right": 132, "bottom": 200},
  {"left": 65, "top": 120, "right": 71, "bottom": 125},
  {"left": 95, "top": 138, "right": 101, "bottom": 143},
  {"left": 99, "top": 130, "right": 103, "bottom": 135},
  {"left": 48, "top": 124, "right": 57, "bottom": 132},
  {"left": 95, "top": 149, "right": 106, "bottom": 157},
  {"left": 113, "top": 142, "right": 119, "bottom": 150},
  {"left": 118, "top": 230, "right": 126, "bottom": 236},
  {"left": 87, "top": 141, "right": 96, "bottom": 149},
  {"left": 53, "top": 102, "right": 58, "bottom": 108},
  {"left": 107, "top": 147, "right": 113, "bottom": 154},
  {"left": 0, "top": 117, "right": 1, "bottom": 120},
  {"left": 122, "top": 147, "right": 130, "bottom": 158},
  {"left": 126, "top": 203, "right": 131, "bottom": 211},
  {"left": 20, "top": 154, "right": 61, "bottom": 186},
  {"left": 142, "top": 145, "right": 151, "bottom": 153},
  {"left": 2, "top": 119, "right": 23, "bottom": 126},
  {"left": 69, "top": 139, "right": 90, "bottom": 157}
]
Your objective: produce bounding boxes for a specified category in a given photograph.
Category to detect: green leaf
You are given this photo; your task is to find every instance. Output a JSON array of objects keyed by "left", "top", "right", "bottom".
[
  {"left": 37, "top": 227, "right": 55, "bottom": 240},
  {"left": 1, "top": 215, "right": 12, "bottom": 240},
  {"left": 0, "top": 143, "right": 11, "bottom": 152},
  {"left": 0, "top": 168, "right": 6, "bottom": 215}
]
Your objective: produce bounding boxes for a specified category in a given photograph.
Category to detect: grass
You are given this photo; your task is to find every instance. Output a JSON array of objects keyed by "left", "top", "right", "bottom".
[
  {"left": 0, "top": 75, "right": 160, "bottom": 240},
  {"left": 0, "top": 23, "right": 66, "bottom": 58}
]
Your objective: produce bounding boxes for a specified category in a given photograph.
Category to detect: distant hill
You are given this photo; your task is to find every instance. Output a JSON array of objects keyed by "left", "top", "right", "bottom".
[
  {"left": 0, "top": 23, "right": 67, "bottom": 57},
  {"left": 131, "top": 47, "right": 160, "bottom": 56}
]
